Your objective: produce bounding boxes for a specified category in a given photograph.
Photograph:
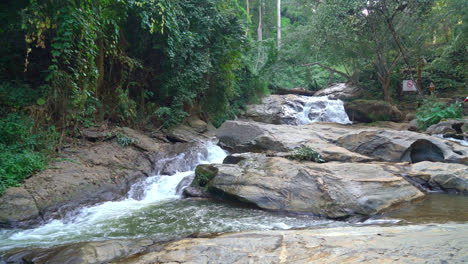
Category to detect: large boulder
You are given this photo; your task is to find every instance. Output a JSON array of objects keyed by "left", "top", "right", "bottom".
[
  {"left": 344, "top": 100, "right": 404, "bottom": 123},
  {"left": 314, "top": 83, "right": 361, "bottom": 100},
  {"left": 244, "top": 95, "right": 301, "bottom": 125},
  {"left": 192, "top": 153, "right": 423, "bottom": 218},
  {"left": 216, "top": 120, "right": 372, "bottom": 162},
  {"left": 109, "top": 225, "right": 468, "bottom": 264},
  {"left": 408, "top": 162, "right": 468, "bottom": 193}
]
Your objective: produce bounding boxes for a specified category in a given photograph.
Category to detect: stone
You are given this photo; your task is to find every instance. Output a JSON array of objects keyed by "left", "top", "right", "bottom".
[
  {"left": 110, "top": 224, "right": 468, "bottom": 264},
  {"left": 165, "top": 124, "right": 210, "bottom": 143},
  {"left": 408, "top": 119, "right": 419, "bottom": 131},
  {"left": 244, "top": 95, "right": 298, "bottom": 125},
  {"left": 344, "top": 100, "right": 404, "bottom": 123},
  {"left": 187, "top": 118, "right": 208, "bottom": 133},
  {"left": 5, "top": 239, "right": 153, "bottom": 264},
  {"left": 0, "top": 187, "right": 39, "bottom": 227},
  {"left": 313, "top": 83, "right": 361, "bottom": 100},
  {"left": 335, "top": 129, "right": 468, "bottom": 164},
  {"left": 216, "top": 120, "right": 467, "bottom": 164},
  {"left": 196, "top": 153, "right": 423, "bottom": 218},
  {"left": 408, "top": 161, "right": 468, "bottom": 193}
]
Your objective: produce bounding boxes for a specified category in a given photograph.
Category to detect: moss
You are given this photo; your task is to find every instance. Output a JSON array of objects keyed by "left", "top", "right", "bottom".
[{"left": 192, "top": 165, "right": 218, "bottom": 187}]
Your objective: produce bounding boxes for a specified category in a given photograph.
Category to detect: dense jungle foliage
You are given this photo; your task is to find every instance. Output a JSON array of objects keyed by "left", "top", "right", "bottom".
[{"left": 0, "top": 0, "right": 466, "bottom": 194}]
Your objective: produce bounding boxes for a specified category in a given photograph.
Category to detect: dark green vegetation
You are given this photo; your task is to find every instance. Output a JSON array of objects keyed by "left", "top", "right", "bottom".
[
  {"left": 0, "top": 0, "right": 466, "bottom": 194},
  {"left": 416, "top": 98, "right": 464, "bottom": 129},
  {"left": 289, "top": 147, "right": 325, "bottom": 163}
]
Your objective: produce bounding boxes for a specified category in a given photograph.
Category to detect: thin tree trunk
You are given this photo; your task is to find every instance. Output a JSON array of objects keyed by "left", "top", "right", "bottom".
[
  {"left": 256, "top": 0, "right": 263, "bottom": 70},
  {"left": 277, "top": 0, "right": 281, "bottom": 49}
]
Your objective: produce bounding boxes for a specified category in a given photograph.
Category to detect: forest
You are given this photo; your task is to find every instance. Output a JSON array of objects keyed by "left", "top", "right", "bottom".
[{"left": 0, "top": 0, "right": 467, "bottom": 194}]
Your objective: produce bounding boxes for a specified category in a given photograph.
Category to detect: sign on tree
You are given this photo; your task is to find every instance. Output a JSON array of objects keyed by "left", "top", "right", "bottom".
[{"left": 402, "top": 80, "right": 417, "bottom": 92}]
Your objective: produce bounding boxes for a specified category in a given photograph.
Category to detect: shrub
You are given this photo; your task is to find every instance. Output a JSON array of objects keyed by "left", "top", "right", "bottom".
[
  {"left": 0, "top": 113, "right": 57, "bottom": 195},
  {"left": 289, "top": 147, "right": 325, "bottom": 163},
  {"left": 415, "top": 98, "right": 463, "bottom": 130}
]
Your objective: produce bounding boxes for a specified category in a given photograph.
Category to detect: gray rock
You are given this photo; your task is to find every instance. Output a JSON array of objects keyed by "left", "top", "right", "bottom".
[
  {"left": 193, "top": 153, "right": 423, "bottom": 218},
  {"left": 110, "top": 224, "right": 468, "bottom": 264},
  {"left": 409, "top": 161, "right": 468, "bottom": 193},
  {"left": 336, "top": 129, "right": 468, "bottom": 164},
  {"left": 0, "top": 188, "right": 39, "bottom": 227},
  {"left": 344, "top": 100, "right": 404, "bottom": 123},
  {"left": 313, "top": 83, "right": 361, "bottom": 100},
  {"left": 4, "top": 239, "right": 153, "bottom": 264},
  {"left": 217, "top": 120, "right": 467, "bottom": 164},
  {"left": 244, "top": 95, "right": 299, "bottom": 125},
  {"left": 187, "top": 118, "right": 208, "bottom": 133}
]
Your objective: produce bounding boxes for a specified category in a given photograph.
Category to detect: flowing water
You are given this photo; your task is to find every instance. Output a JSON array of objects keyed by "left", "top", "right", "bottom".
[
  {"left": 1, "top": 99, "right": 467, "bottom": 254},
  {"left": 0, "top": 143, "right": 343, "bottom": 252},
  {"left": 294, "top": 96, "right": 351, "bottom": 125}
]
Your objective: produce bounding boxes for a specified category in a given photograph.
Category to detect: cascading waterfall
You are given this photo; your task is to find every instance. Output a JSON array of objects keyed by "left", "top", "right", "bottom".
[
  {"left": 295, "top": 96, "right": 351, "bottom": 125},
  {"left": 0, "top": 142, "right": 336, "bottom": 252}
]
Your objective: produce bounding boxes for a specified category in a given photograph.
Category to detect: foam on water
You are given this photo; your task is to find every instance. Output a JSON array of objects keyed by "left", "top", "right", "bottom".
[{"left": 295, "top": 96, "right": 351, "bottom": 125}]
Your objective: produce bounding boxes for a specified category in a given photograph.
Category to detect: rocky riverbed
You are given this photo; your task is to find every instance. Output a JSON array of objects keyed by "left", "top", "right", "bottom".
[{"left": 1, "top": 92, "right": 467, "bottom": 263}]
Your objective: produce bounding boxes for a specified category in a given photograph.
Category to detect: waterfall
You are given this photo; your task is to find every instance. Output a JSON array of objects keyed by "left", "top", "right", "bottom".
[
  {"left": 0, "top": 142, "right": 228, "bottom": 251},
  {"left": 294, "top": 96, "right": 351, "bottom": 125}
]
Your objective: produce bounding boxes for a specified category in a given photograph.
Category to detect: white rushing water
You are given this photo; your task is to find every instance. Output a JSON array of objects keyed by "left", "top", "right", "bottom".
[
  {"left": 0, "top": 142, "right": 339, "bottom": 252},
  {"left": 0, "top": 142, "right": 227, "bottom": 250},
  {"left": 295, "top": 96, "right": 351, "bottom": 125}
]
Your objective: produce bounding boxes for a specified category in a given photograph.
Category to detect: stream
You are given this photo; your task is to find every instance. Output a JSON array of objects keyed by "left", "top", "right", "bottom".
[{"left": 1, "top": 96, "right": 467, "bottom": 256}]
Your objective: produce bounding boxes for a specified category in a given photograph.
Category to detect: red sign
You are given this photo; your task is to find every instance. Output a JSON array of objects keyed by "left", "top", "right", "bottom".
[{"left": 407, "top": 81, "right": 414, "bottom": 88}]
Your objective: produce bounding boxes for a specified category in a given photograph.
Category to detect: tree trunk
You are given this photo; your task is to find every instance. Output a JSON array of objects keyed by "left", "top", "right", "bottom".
[
  {"left": 277, "top": 0, "right": 281, "bottom": 49},
  {"left": 256, "top": 0, "right": 263, "bottom": 70}
]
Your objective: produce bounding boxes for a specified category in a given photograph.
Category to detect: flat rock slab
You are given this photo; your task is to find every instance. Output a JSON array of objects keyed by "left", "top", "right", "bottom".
[
  {"left": 196, "top": 153, "right": 423, "bottom": 218},
  {"left": 113, "top": 224, "right": 468, "bottom": 264}
]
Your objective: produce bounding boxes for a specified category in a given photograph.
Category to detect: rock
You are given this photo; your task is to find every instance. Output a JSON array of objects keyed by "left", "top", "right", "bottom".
[
  {"left": 0, "top": 131, "right": 164, "bottom": 228},
  {"left": 216, "top": 120, "right": 467, "bottom": 164},
  {"left": 4, "top": 239, "right": 153, "bottom": 264},
  {"left": 244, "top": 95, "right": 298, "bottom": 125},
  {"left": 408, "top": 162, "right": 468, "bottom": 193},
  {"left": 405, "top": 112, "right": 416, "bottom": 121},
  {"left": 0, "top": 188, "right": 39, "bottom": 227},
  {"left": 245, "top": 94, "right": 351, "bottom": 125},
  {"left": 194, "top": 153, "right": 423, "bottom": 218},
  {"left": 336, "top": 129, "right": 468, "bottom": 164},
  {"left": 110, "top": 224, "right": 468, "bottom": 264},
  {"left": 344, "top": 100, "right": 404, "bottom": 123},
  {"left": 81, "top": 127, "right": 115, "bottom": 141},
  {"left": 182, "top": 186, "right": 211, "bottom": 198},
  {"left": 408, "top": 119, "right": 419, "bottom": 131},
  {"left": 426, "top": 119, "right": 465, "bottom": 140},
  {"left": 187, "top": 118, "right": 208, "bottom": 133},
  {"left": 154, "top": 142, "right": 208, "bottom": 175},
  {"left": 165, "top": 124, "right": 210, "bottom": 143},
  {"left": 313, "top": 83, "right": 361, "bottom": 100}
]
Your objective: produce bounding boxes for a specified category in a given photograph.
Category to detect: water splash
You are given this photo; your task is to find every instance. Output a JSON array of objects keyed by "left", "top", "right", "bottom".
[{"left": 295, "top": 96, "right": 351, "bottom": 125}]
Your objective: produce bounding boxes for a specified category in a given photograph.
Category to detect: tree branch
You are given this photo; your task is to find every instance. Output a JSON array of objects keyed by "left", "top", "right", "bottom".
[{"left": 297, "top": 62, "right": 351, "bottom": 81}]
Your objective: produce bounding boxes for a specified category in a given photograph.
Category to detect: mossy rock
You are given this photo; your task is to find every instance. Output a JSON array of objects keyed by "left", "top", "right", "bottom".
[{"left": 192, "top": 165, "right": 219, "bottom": 187}]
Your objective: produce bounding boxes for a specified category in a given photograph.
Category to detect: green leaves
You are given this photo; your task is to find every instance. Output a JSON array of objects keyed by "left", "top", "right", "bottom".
[{"left": 416, "top": 99, "right": 463, "bottom": 130}]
